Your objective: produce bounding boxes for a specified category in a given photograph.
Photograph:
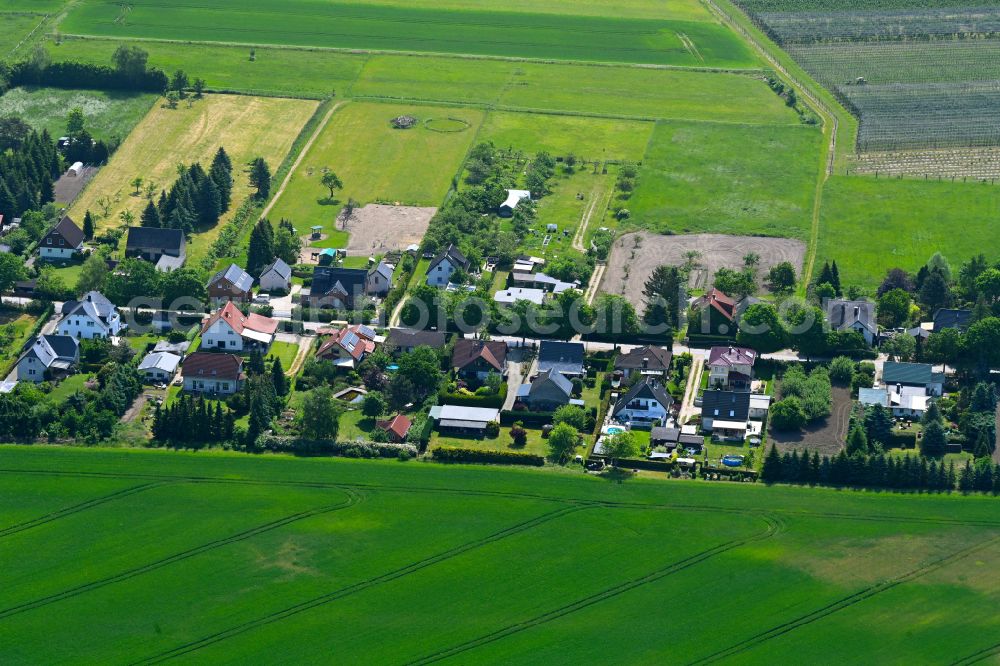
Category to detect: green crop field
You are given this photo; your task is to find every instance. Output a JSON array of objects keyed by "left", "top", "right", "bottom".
[
  {"left": 3, "top": 447, "right": 1000, "bottom": 663},
  {"left": 629, "top": 120, "right": 822, "bottom": 238},
  {"left": 817, "top": 176, "right": 1000, "bottom": 289},
  {"left": 266, "top": 101, "right": 483, "bottom": 239},
  {"left": 0, "top": 11, "right": 43, "bottom": 56},
  {"left": 343, "top": 0, "right": 716, "bottom": 21},
  {"left": 0, "top": 86, "right": 155, "bottom": 142},
  {"left": 60, "top": 0, "right": 758, "bottom": 68},
  {"left": 478, "top": 112, "right": 653, "bottom": 162}
]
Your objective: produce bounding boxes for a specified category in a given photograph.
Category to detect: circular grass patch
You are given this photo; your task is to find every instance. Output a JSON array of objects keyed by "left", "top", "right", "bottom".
[{"left": 424, "top": 117, "right": 471, "bottom": 133}]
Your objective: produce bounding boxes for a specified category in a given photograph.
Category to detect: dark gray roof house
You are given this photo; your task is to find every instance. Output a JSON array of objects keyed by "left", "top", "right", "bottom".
[
  {"left": 307, "top": 267, "right": 367, "bottom": 309},
  {"left": 386, "top": 328, "right": 446, "bottom": 353},
  {"left": 824, "top": 298, "right": 877, "bottom": 344},
  {"left": 537, "top": 340, "right": 585, "bottom": 377},
  {"left": 125, "top": 226, "right": 186, "bottom": 271},
  {"left": 615, "top": 345, "right": 672, "bottom": 375},
  {"left": 612, "top": 377, "right": 674, "bottom": 419},
  {"left": 932, "top": 308, "right": 972, "bottom": 332},
  {"left": 700, "top": 390, "right": 751, "bottom": 423},
  {"left": 882, "top": 362, "right": 944, "bottom": 388},
  {"left": 428, "top": 244, "right": 469, "bottom": 274}
]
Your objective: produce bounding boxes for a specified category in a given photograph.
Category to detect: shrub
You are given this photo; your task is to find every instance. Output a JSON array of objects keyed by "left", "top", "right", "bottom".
[
  {"left": 829, "top": 356, "right": 855, "bottom": 385},
  {"left": 770, "top": 397, "right": 807, "bottom": 431},
  {"left": 432, "top": 447, "right": 544, "bottom": 466}
]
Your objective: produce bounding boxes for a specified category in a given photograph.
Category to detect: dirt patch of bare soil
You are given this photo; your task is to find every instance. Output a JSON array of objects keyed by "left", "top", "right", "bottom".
[
  {"left": 599, "top": 232, "right": 805, "bottom": 307},
  {"left": 53, "top": 166, "right": 98, "bottom": 205},
  {"left": 340, "top": 204, "right": 435, "bottom": 256},
  {"left": 769, "top": 386, "right": 852, "bottom": 456}
]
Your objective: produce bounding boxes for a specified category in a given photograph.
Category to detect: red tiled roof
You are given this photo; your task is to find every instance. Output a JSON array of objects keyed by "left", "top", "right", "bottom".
[
  {"left": 697, "top": 288, "right": 736, "bottom": 322},
  {"left": 317, "top": 325, "right": 377, "bottom": 361},
  {"left": 182, "top": 352, "right": 244, "bottom": 381},
  {"left": 202, "top": 301, "right": 278, "bottom": 337},
  {"left": 377, "top": 413, "right": 412, "bottom": 440},
  {"left": 452, "top": 339, "right": 506, "bottom": 372}
]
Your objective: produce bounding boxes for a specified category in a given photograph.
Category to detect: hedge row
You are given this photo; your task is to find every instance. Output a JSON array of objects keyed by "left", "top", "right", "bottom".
[
  {"left": 254, "top": 435, "right": 417, "bottom": 458},
  {"left": 499, "top": 409, "right": 554, "bottom": 426},
  {"left": 433, "top": 447, "right": 544, "bottom": 466},
  {"left": 9, "top": 61, "right": 168, "bottom": 93},
  {"left": 439, "top": 384, "right": 507, "bottom": 408}
]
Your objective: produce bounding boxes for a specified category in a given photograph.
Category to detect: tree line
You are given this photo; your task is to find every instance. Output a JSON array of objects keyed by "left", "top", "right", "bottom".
[
  {"left": 141, "top": 147, "right": 233, "bottom": 233},
  {"left": 0, "top": 129, "right": 60, "bottom": 223}
]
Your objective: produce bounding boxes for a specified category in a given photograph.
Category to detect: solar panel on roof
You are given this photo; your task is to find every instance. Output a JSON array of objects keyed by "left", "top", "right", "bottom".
[{"left": 357, "top": 325, "right": 376, "bottom": 338}]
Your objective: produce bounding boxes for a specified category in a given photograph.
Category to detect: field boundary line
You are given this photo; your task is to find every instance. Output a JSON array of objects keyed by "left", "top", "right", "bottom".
[
  {"left": 54, "top": 33, "right": 767, "bottom": 75},
  {"left": 0, "top": 481, "right": 172, "bottom": 539},
  {"left": 134, "top": 504, "right": 590, "bottom": 664},
  {"left": 0, "top": 488, "right": 362, "bottom": 622},
  {"left": 5, "top": 467, "right": 1000, "bottom": 528},
  {"left": 689, "top": 531, "right": 1000, "bottom": 664},
  {"left": 406, "top": 512, "right": 783, "bottom": 665},
  {"left": 259, "top": 100, "right": 346, "bottom": 221},
  {"left": 6, "top": 12, "right": 49, "bottom": 58}
]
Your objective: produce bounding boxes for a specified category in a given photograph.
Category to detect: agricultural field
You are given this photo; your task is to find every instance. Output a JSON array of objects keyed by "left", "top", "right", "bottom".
[
  {"left": 60, "top": 0, "right": 758, "bottom": 68},
  {"left": 340, "top": 0, "right": 717, "bottom": 21},
  {"left": 266, "top": 101, "right": 483, "bottom": 242},
  {"left": 628, "top": 120, "right": 822, "bottom": 238},
  {"left": 67, "top": 94, "right": 318, "bottom": 262},
  {"left": 4, "top": 447, "right": 1000, "bottom": 663},
  {"left": 478, "top": 112, "right": 653, "bottom": 162},
  {"left": 733, "top": 0, "right": 1000, "bottom": 162},
  {"left": 0, "top": 11, "right": 43, "bottom": 57},
  {"left": 0, "top": 86, "right": 156, "bottom": 143},
  {"left": 817, "top": 175, "right": 1000, "bottom": 289}
]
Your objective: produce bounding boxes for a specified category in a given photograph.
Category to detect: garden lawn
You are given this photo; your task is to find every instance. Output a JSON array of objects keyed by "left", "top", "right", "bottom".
[
  {"left": 0, "top": 86, "right": 155, "bottom": 142},
  {"left": 629, "top": 120, "right": 822, "bottom": 238},
  {"left": 60, "top": 0, "right": 756, "bottom": 67},
  {"left": 817, "top": 175, "right": 1000, "bottom": 289},
  {"left": 66, "top": 94, "right": 317, "bottom": 264},
  {"left": 46, "top": 373, "right": 89, "bottom": 404},
  {"left": 266, "top": 101, "right": 483, "bottom": 240},
  {"left": 0, "top": 312, "right": 37, "bottom": 373},
  {"left": 430, "top": 427, "right": 552, "bottom": 458},
  {"left": 266, "top": 341, "right": 300, "bottom": 370},
  {"left": 2, "top": 447, "right": 1000, "bottom": 663}
]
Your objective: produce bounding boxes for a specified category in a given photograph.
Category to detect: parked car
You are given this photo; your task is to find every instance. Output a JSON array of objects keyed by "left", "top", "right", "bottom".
[{"left": 253, "top": 293, "right": 271, "bottom": 304}]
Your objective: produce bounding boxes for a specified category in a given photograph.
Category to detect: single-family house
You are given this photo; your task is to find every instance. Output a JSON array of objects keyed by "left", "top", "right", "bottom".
[
  {"left": 859, "top": 385, "right": 928, "bottom": 419},
  {"left": 365, "top": 261, "right": 393, "bottom": 296},
  {"left": 386, "top": 328, "right": 446, "bottom": 355},
  {"left": 499, "top": 189, "right": 531, "bottom": 217},
  {"left": 689, "top": 288, "right": 737, "bottom": 337},
  {"left": 39, "top": 216, "right": 85, "bottom": 260},
  {"left": 207, "top": 264, "right": 254, "bottom": 304},
  {"left": 537, "top": 340, "right": 585, "bottom": 378},
  {"left": 509, "top": 271, "right": 578, "bottom": 294},
  {"left": 429, "top": 404, "right": 500, "bottom": 434},
  {"left": 825, "top": 298, "right": 878, "bottom": 345},
  {"left": 859, "top": 387, "right": 890, "bottom": 409},
  {"left": 615, "top": 345, "right": 672, "bottom": 380},
  {"left": 426, "top": 244, "right": 470, "bottom": 287},
  {"left": 494, "top": 287, "right": 545, "bottom": 307},
  {"left": 316, "top": 324, "right": 378, "bottom": 368},
  {"left": 201, "top": 301, "right": 278, "bottom": 352},
  {"left": 707, "top": 345, "right": 757, "bottom": 391},
  {"left": 649, "top": 426, "right": 704, "bottom": 453},
  {"left": 305, "top": 266, "right": 367, "bottom": 309},
  {"left": 138, "top": 351, "right": 182, "bottom": 383},
  {"left": 57, "top": 291, "right": 123, "bottom": 339},
  {"left": 376, "top": 414, "right": 412, "bottom": 442},
  {"left": 882, "top": 361, "right": 944, "bottom": 396},
  {"left": 611, "top": 377, "right": 674, "bottom": 427},
  {"left": 452, "top": 338, "right": 507, "bottom": 381},
  {"left": 933, "top": 308, "right": 972, "bottom": 332},
  {"left": 258, "top": 258, "right": 292, "bottom": 293},
  {"left": 125, "top": 226, "right": 186, "bottom": 272},
  {"left": 16, "top": 335, "right": 79, "bottom": 382},
  {"left": 700, "top": 390, "right": 751, "bottom": 438},
  {"left": 516, "top": 368, "right": 581, "bottom": 411},
  {"left": 182, "top": 352, "right": 245, "bottom": 395}
]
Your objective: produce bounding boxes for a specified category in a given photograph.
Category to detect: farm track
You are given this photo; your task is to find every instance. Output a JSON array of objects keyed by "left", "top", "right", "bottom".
[
  {"left": 952, "top": 640, "right": 1000, "bottom": 665},
  {"left": 0, "top": 487, "right": 363, "bottom": 622},
  {"left": 406, "top": 513, "right": 785, "bottom": 665},
  {"left": 134, "top": 504, "right": 591, "bottom": 664},
  {"left": 0, "top": 481, "right": 172, "bottom": 539},
  {"left": 689, "top": 531, "right": 1000, "bottom": 664},
  {"left": 4, "top": 467, "right": 1000, "bottom": 528}
]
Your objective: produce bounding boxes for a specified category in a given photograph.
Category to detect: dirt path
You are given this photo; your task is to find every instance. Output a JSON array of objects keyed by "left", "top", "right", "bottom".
[
  {"left": 121, "top": 393, "right": 148, "bottom": 424},
  {"left": 259, "top": 101, "right": 345, "bottom": 221},
  {"left": 678, "top": 356, "right": 704, "bottom": 425},
  {"left": 584, "top": 263, "right": 606, "bottom": 306},
  {"left": 285, "top": 336, "right": 314, "bottom": 377},
  {"left": 571, "top": 179, "right": 612, "bottom": 253}
]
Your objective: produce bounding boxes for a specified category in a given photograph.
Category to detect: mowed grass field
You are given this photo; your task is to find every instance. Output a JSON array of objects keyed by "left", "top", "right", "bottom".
[
  {"left": 629, "top": 120, "right": 822, "bottom": 238},
  {"left": 3, "top": 447, "right": 1000, "bottom": 663},
  {"left": 0, "top": 86, "right": 155, "bottom": 142},
  {"left": 68, "top": 94, "right": 318, "bottom": 262},
  {"left": 817, "top": 176, "right": 1000, "bottom": 289},
  {"left": 477, "top": 112, "right": 653, "bottom": 161},
  {"left": 267, "top": 101, "right": 483, "bottom": 240},
  {"left": 60, "top": 0, "right": 758, "bottom": 68},
  {"left": 0, "top": 11, "right": 43, "bottom": 56}
]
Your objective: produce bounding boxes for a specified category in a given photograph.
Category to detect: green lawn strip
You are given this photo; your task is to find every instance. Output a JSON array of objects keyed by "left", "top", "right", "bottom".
[
  {"left": 629, "top": 120, "right": 822, "bottom": 238},
  {"left": 266, "top": 341, "right": 299, "bottom": 370},
  {"left": 45, "top": 373, "right": 89, "bottom": 404},
  {"left": 477, "top": 111, "right": 653, "bottom": 162}
]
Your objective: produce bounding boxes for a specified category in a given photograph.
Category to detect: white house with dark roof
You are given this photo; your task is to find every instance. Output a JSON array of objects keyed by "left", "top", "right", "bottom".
[
  {"left": 824, "top": 298, "right": 877, "bottom": 346},
  {"left": 426, "top": 244, "right": 470, "bottom": 287},
  {"left": 17, "top": 335, "right": 79, "bottom": 382},
  {"left": 366, "top": 261, "right": 393, "bottom": 296},
  {"left": 258, "top": 258, "right": 292, "bottom": 293},
  {"left": 125, "top": 226, "right": 186, "bottom": 272},
  {"left": 612, "top": 378, "right": 674, "bottom": 426},
  {"left": 39, "top": 216, "right": 85, "bottom": 260},
  {"left": 207, "top": 264, "right": 254, "bottom": 304},
  {"left": 56, "top": 291, "right": 122, "bottom": 339}
]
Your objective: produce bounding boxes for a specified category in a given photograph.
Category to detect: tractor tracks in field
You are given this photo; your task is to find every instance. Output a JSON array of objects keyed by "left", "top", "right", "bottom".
[
  {"left": 0, "top": 481, "right": 173, "bottom": 539},
  {"left": 0, "top": 488, "right": 363, "bottom": 623},
  {"left": 406, "top": 512, "right": 785, "bottom": 665},
  {"left": 132, "top": 504, "right": 592, "bottom": 665},
  {"left": 689, "top": 532, "right": 1000, "bottom": 664}
]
